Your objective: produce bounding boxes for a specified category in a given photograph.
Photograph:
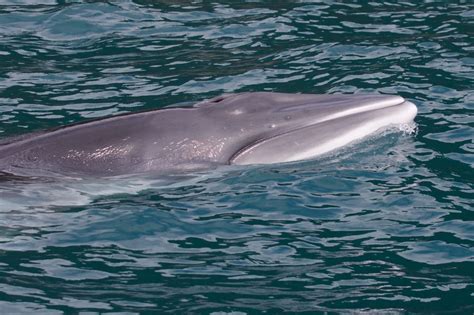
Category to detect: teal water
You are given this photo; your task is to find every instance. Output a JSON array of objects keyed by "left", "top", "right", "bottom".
[{"left": 0, "top": 1, "right": 473, "bottom": 313}]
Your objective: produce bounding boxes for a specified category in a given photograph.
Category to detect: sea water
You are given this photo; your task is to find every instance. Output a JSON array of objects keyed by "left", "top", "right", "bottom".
[{"left": 0, "top": 1, "right": 472, "bottom": 313}]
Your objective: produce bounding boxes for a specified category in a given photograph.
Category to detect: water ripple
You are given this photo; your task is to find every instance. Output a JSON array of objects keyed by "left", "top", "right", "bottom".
[{"left": 0, "top": 0, "right": 473, "bottom": 313}]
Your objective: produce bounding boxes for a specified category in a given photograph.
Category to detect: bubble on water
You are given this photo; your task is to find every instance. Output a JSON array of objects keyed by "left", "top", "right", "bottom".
[
  {"left": 380, "top": 122, "right": 418, "bottom": 137},
  {"left": 397, "top": 122, "right": 418, "bottom": 135}
]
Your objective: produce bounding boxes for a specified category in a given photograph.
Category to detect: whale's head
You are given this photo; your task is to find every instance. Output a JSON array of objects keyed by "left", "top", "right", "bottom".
[
  {"left": 197, "top": 92, "right": 417, "bottom": 165},
  {"left": 0, "top": 91, "right": 417, "bottom": 177}
]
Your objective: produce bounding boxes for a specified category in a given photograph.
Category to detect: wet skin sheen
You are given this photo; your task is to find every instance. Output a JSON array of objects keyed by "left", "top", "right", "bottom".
[{"left": 0, "top": 92, "right": 417, "bottom": 177}]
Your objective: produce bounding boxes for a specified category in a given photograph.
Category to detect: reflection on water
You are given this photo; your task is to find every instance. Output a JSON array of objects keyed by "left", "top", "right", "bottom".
[{"left": 0, "top": 1, "right": 473, "bottom": 313}]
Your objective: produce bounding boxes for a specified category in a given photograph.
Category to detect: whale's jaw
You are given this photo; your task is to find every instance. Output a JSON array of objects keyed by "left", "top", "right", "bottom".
[
  {"left": 0, "top": 92, "right": 417, "bottom": 177},
  {"left": 230, "top": 98, "right": 417, "bottom": 165}
]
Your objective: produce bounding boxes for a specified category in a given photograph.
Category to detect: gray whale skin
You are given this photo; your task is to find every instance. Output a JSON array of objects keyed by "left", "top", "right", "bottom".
[{"left": 0, "top": 92, "right": 417, "bottom": 177}]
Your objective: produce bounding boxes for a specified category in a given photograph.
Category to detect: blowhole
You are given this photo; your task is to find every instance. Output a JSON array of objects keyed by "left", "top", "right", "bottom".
[
  {"left": 211, "top": 96, "right": 226, "bottom": 103},
  {"left": 210, "top": 93, "right": 236, "bottom": 103}
]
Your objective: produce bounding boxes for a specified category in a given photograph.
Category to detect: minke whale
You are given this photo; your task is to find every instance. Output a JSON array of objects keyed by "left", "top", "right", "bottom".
[{"left": 0, "top": 92, "right": 417, "bottom": 177}]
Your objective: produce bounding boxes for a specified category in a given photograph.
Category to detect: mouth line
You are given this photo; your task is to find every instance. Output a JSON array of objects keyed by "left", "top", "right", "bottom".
[
  {"left": 229, "top": 97, "right": 409, "bottom": 165},
  {"left": 303, "top": 95, "right": 406, "bottom": 126},
  {"left": 275, "top": 96, "right": 407, "bottom": 138}
]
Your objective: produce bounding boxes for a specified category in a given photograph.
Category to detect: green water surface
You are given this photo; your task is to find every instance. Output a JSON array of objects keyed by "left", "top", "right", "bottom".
[{"left": 0, "top": 1, "right": 473, "bottom": 314}]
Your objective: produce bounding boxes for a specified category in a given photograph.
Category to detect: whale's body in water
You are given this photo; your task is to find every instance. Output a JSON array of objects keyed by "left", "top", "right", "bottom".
[{"left": 0, "top": 92, "right": 417, "bottom": 177}]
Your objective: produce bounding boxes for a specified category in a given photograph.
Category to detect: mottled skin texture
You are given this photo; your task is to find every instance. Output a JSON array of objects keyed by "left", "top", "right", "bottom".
[{"left": 0, "top": 92, "right": 416, "bottom": 177}]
